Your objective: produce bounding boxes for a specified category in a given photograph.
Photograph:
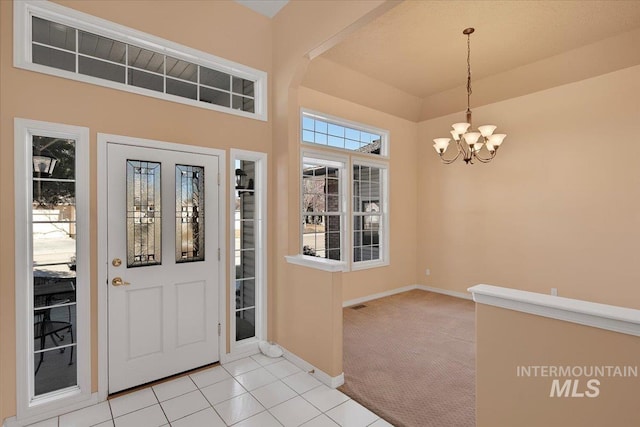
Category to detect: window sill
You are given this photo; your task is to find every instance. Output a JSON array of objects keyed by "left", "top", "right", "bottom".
[
  {"left": 285, "top": 255, "right": 348, "bottom": 272},
  {"left": 351, "top": 259, "right": 389, "bottom": 271}
]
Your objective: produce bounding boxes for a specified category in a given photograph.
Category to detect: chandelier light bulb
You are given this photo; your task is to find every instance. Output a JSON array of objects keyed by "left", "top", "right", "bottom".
[
  {"left": 452, "top": 122, "right": 471, "bottom": 134},
  {"left": 433, "top": 138, "right": 451, "bottom": 153},
  {"left": 478, "top": 125, "right": 497, "bottom": 137},
  {"left": 463, "top": 132, "right": 481, "bottom": 145},
  {"left": 487, "top": 133, "right": 506, "bottom": 147}
]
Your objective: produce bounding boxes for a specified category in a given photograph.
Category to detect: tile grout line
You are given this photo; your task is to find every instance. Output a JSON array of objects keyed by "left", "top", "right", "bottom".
[{"left": 151, "top": 383, "right": 170, "bottom": 427}]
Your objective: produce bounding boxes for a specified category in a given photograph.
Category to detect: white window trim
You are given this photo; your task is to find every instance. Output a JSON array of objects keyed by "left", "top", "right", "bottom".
[
  {"left": 227, "top": 149, "right": 268, "bottom": 360},
  {"left": 14, "top": 0, "right": 268, "bottom": 121},
  {"left": 14, "top": 118, "right": 92, "bottom": 423},
  {"left": 300, "top": 149, "right": 350, "bottom": 270},
  {"left": 301, "top": 108, "right": 389, "bottom": 158},
  {"left": 350, "top": 157, "right": 390, "bottom": 271},
  {"left": 298, "top": 110, "right": 391, "bottom": 272}
]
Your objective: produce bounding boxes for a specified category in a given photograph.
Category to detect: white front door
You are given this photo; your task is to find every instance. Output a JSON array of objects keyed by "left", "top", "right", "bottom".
[{"left": 107, "top": 142, "right": 219, "bottom": 393}]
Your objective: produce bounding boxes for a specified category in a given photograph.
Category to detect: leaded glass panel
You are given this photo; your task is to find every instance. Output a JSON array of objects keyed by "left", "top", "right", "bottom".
[
  {"left": 176, "top": 165, "right": 205, "bottom": 263},
  {"left": 126, "top": 160, "right": 161, "bottom": 267}
]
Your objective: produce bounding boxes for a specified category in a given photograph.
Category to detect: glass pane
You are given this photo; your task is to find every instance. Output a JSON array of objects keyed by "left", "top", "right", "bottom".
[
  {"left": 236, "top": 308, "right": 255, "bottom": 341},
  {"left": 232, "top": 95, "right": 255, "bottom": 113},
  {"left": 167, "top": 78, "right": 197, "bottom": 100},
  {"left": 302, "top": 113, "right": 383, "bottom": 155},
  {"left": 127, "top": 160, "right": 161, "bottom": 267},
  {"left": 232, "top": 76, "right": 254, "bottom": 97},
  {"left": 175, "top": 165, "right": 205, "bottom": 263},
  {"left": 32, "top": 17, "right": 76, "bottom": 51},
  {"left": 236, "top": 249, "right": 255, "bottom": 279},
  {"left": 78, "top": 31, "right": 126, "bottom": 63},
  {"left": 200, "top": 86, "right": 230, "bottom": 107},
  {"left": 79, "top": 56, "right": 125, "bottom": 83},
  {"left": 235, "top": 279, "right": 255, "bottom": 310},
  {"left": 32, "top": 44, "right": 75, "bottom": 72},
  {"left": 34, "top": 303, "right": 76, "bottom": 351},
  {"left": 166, "top": 57, "right": 197, "bottom": 82},
  {"left": 128, "top": 69, "right": 163, "bottom": 92},
  {"left": 34, "top": 346, "right": 77, "bottom": 396},
  {"left": 31, "top": 135, "right": 77, "bottom": 396},
  {"left": 128, "top": 45, "right": 164, "bottom": 73},
  {"left": 201, "top": 67, "right": 230, "bottom": 90}
]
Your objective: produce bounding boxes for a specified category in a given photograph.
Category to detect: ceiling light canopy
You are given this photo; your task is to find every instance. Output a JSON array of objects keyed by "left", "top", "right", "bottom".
[{"left": 433, "top": 28, "right": 506, "bottom": 164}]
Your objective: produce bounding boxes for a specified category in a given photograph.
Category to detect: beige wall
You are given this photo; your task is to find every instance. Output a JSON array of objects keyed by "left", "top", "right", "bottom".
[
  {"left": 476, "top": 304, "right": 640, "bottom": 426},
  {"left": 0, "top": 0, "right": 272, "bottom": 421},
  {"left": 417, "top": 65, "right": 640, "bottom": 309},
  {"left": 270, "top": 0, "right": 392, "bottom": 373},
  {"left": 277, "top": 265, "right": 343, "bottom": 377}
]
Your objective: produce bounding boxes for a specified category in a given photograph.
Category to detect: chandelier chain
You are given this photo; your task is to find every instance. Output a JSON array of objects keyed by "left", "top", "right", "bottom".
[{"left": 466, "top": 32, "right": 472, "bottom": 113}]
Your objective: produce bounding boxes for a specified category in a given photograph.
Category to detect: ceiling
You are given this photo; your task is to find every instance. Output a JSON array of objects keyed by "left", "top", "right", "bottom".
[
  {"left": 319, "top": 1, "right": 640, "bottom": 100},
  {"left": 234, "top": 0, "right": 289, "bottom": 18}
]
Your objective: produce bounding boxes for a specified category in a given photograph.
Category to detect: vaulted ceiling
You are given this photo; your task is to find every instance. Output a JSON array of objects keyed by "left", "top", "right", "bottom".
[{"left": 302, "top": 0, "right": 640, "bottom": 121}]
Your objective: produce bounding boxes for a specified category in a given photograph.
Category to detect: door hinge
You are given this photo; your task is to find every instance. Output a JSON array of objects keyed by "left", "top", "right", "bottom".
[
  {"left": 218, "top": 248, "right": 221, "bottom": 261},
  {"left": 217, "top": 173, "right": 220, "bottom": 186},
  {"left": 218, "top": 323, "right": 221, "bottom": 336}
]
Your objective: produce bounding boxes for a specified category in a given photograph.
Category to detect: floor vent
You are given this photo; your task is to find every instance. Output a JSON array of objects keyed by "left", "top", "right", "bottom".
[{"left": 351, "top": 304, "right": 367, "bottom": 310}]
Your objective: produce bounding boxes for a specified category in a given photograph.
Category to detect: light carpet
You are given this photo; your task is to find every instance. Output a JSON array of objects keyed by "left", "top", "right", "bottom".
[{"left": 339, "top": 289, "right": 476, "bottom": 427}]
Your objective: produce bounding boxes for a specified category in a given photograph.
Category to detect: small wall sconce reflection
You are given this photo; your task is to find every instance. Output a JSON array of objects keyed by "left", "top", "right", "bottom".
[
  {"left": 33, "top": 149, "right": 58, "bottom": 177},
  {"left": 235, "top": 168, "right": 254, "bottom": 195}
]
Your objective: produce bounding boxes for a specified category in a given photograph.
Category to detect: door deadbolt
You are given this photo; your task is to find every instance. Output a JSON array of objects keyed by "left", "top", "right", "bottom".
[
  {"left": 112, "top": 258, "right": 122, "bottom": 267},
  {"left": 112, "top": 277, "right": 130, "bottom": 286}
]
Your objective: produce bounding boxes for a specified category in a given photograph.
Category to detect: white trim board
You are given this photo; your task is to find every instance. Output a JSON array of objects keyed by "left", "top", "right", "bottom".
[
  {"left": 468, "top": 284, "right": 640, "bottom": 337},
  {"left": 281, "top": 347, "right": 344, "bottom": 389},
  {"left": 14, "top": 119, "right": 92, "bottom": 422},
  {"left": 343, "top": 284, "right": 471, "bottom": 308}
]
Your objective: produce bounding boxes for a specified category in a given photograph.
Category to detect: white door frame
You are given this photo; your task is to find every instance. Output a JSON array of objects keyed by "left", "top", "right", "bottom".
[{"left": 97, "top": 134, "right": 227, "bottom": 400}]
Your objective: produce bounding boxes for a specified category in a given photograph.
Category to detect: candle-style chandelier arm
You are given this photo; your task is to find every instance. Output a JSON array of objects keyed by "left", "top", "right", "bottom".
[
  {"left": 436, "top": 140, "right": 464, "bottom": 164},
  {"left": 472, "top": 150, "right": 497, "bottom": 163}
]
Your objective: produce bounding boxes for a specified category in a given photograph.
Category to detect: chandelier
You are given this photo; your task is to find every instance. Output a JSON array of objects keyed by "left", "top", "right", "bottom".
[{"left": 433, "top": 28, "right": 506, "bottom": 164}]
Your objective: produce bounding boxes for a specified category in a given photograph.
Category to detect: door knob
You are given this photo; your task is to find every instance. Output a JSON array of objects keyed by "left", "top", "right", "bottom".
[{"left": 112, "top": 277, "right": 130, "bottom": 286}]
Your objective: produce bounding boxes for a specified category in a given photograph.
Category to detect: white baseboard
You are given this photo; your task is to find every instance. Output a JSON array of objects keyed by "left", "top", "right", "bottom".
[
  {"left": 343, "top": 284, "right": 472, "bottom": 308},
  {"left": 281, "top": 347, "right": 345, "bottom": 388},
  {"left": 220, "top": 346, "right": 260, "bottom": 365},
  {"left": 343, "top": 284, "right": 417, "bottom": 308},
  {"left": 417, "top": 284, "right": 473, "bottom": 300},
  {"left": 3, "top": 392, "right": 99, "bottom": 427}
]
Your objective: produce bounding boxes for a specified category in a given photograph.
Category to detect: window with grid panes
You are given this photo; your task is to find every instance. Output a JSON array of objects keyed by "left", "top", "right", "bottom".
[
  {"left": 15, "top": 1, "right": 266, "bottom": 120},
  {"left": 300, "top": 110, "right": 389, "bottom": 269},
  {"left": 301, "top": 158, "right": 344, "bottom": 261}
]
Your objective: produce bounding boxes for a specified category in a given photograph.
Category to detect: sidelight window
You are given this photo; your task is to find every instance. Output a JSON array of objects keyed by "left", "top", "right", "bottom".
[{"left": 15, "top": 119, "right": 91, "bottom": 419}]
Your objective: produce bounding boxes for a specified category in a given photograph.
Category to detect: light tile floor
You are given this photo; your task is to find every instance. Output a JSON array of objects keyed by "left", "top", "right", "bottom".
[{"left": 28, "top": 355, "right": 393, "bottom": 427}]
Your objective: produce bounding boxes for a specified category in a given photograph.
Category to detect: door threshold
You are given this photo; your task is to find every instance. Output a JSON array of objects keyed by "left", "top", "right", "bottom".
[{"left": 108, "top": 361, "right": 221, "bottom": 400}]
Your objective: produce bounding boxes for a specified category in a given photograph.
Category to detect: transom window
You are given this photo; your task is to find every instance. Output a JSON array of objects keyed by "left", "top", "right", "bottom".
[
  {"left": 302, "top": 111, "right": 388, "bottom": 156},
  {"left": 15, "top": 1, "right": 267, "bottom": 121},
  {"left": 300, "top": 111, "right": 389, "bottom": 270}
]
